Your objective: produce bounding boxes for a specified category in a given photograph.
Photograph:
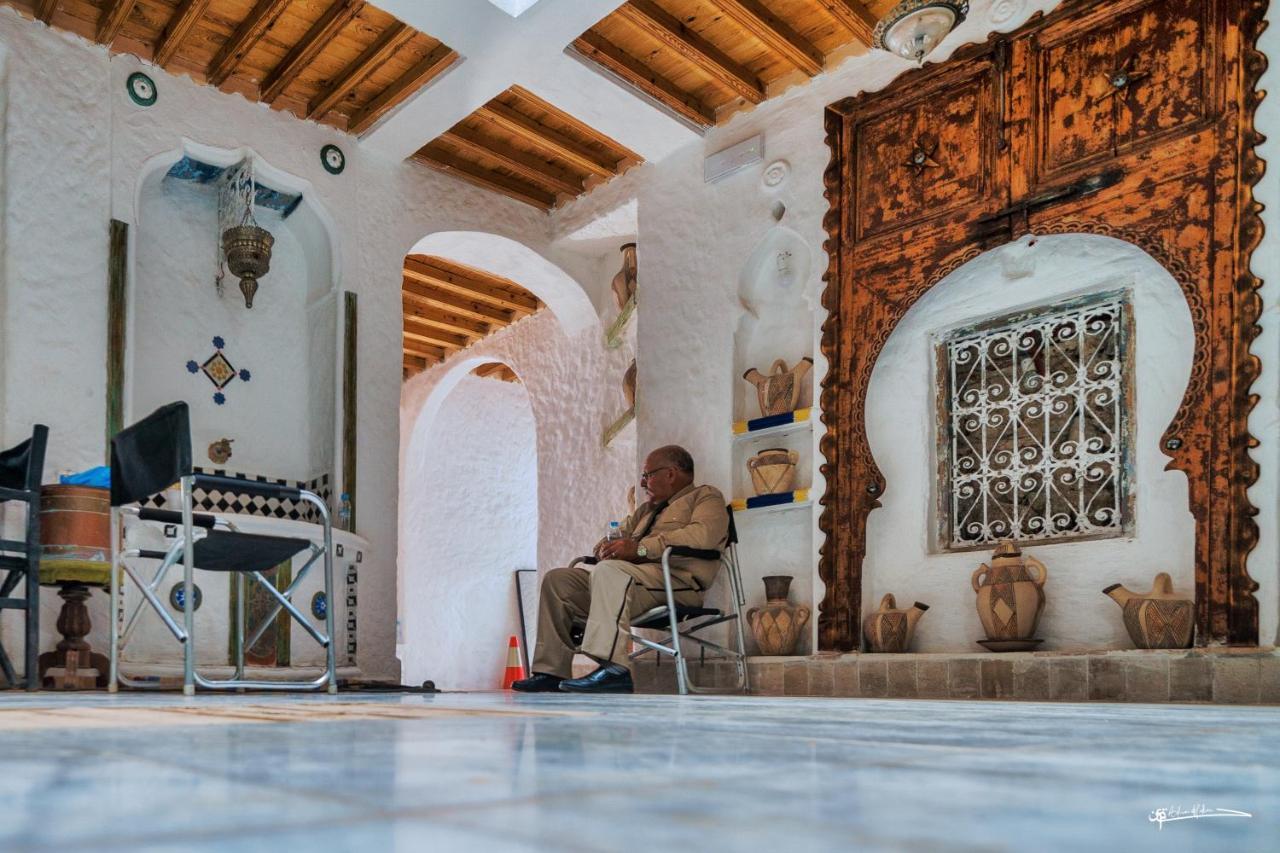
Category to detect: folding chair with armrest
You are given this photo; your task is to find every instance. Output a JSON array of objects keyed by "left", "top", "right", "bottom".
[
  {"left": 570, "top": 505, "right": 750, "bottom": 695},
  {"left": 0, "top": 425, "right": 49, "bottom": 690},
  {"left": 108, "top": 402, "right": 337, "bottom": 695}
]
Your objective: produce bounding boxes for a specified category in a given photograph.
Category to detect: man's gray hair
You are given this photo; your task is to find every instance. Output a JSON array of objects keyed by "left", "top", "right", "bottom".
[{"left": 653, "top": 445, "right": 695, "bottom": 475}]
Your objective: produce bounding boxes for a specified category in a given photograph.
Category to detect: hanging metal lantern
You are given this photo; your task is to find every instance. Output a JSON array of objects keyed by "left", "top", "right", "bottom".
[
  {"left": 222, "top": 224, "right": 273, "bottom": 308},
  {"left": 873, "top": 0, "right": 968, "bottom": 63},
  {"left": 217, "top": 160, "right": 273, "bottom": 308}
]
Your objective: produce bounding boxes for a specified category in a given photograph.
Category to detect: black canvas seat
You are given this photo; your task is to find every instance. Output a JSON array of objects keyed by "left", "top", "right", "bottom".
[
  {"left": 108, "top": 402, "right": 337, "bottom": 695},
  {"left": 0, "top": 425, "right": 48, "bottom": 690}
]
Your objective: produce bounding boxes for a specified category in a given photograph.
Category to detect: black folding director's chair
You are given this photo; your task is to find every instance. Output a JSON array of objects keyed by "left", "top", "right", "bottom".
[{"left": 0, "top": 425, "right": 48, "bottom": 690}]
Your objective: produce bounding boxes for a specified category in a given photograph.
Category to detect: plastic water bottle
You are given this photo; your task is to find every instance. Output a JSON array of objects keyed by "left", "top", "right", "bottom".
[
  {"left": 606, "top": 520, "right": 622, "bottom": 541},
  {"left": 338, "top": 493, "right": 352, "bottom": 531}
]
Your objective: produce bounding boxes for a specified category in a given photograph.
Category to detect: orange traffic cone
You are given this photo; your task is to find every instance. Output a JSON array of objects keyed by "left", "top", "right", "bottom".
[{"left": 502, "top": 635, "right": 526, "bottom": 689}]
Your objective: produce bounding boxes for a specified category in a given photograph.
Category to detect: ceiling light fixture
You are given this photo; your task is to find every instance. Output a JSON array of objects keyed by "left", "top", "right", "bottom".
[{"left": 873, "top": 0, "right": 969, "bottom": 63}]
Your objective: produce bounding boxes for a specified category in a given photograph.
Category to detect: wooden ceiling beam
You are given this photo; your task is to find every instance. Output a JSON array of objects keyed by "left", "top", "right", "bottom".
[
  {"left": 348, "top": 43, "right": 458, "bottom": 135},
  {"left": 414, "top": 146, "right": 557, "bottom": 210},
  {"left": 154, "top": 0, "right": 213, "bottom": 68},
  {"left": 571, "top": 33, "right": 716, "bottom": 127},
  {"left": 404, "top": 256, "right": 540, "bottom": 314},
  {"left": 206, "top": 0, "right": 292, "bottom": 87},
  {"left": 404, "top": 327, "right": 464, "bottom": 354},
  {"left": 402, "top": 300, "right": 493, "bottom": 338},
  {"left": 477, "top": 100, "right": 616, "bottom": 179},
  {"left": 261, "top": 0, "right": 366, "bottom": 105},
  {"left": 815, "top": 0, "right": 877, "bottom": 46},
  {"left": 402, "top": 278, "right": 517, "bottom": 325},
  {"left": 34, "top": 0, "right": 57, "bottom": 24},
  {"left": 403, "top": 354, "right": 429, "bottom": 374},
  {"left": 96, "top": 0, "right": 137, "bottom": 44},
  {"left": 712, "top": 0, "right": 824, "bottom": 76},
  {"left": 617, "top": 0, "right": 765, "bottom": 103},
  {"left": 404, "top": 316, "right": 477, "bottom": 349},
  {"left": 474, "top": 362, "right": 519, "bottom": 382},
  {"left": 403, "top": 340, "right": 448, "bottom": 362},
  {"left": 307, "top": 22, "right": 414, "bottom": 120},
  {"left": 441, "top": 129, "right": 583, "bottom": 196}
]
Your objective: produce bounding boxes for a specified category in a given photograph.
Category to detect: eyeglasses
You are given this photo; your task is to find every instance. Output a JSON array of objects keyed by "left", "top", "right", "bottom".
[{"left": 640, "top": 466, "right": 674, "bottom": 483}]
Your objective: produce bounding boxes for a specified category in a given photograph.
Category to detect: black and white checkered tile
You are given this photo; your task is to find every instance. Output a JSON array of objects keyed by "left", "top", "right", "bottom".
[{"left": 139, "top": 470, "right": 333, "bottom": 523}]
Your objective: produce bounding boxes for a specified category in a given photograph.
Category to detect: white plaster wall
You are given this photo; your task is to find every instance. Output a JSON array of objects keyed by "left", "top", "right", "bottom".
[
  {"left": 401, "top": 375, "right": 536, "bottom": 690},
  {"left": 556, "top": 0, "right": 1280, "bottom": 649},
  {"left": 131, "top": 174, "right": 328, "bottom": 482},
  {"left": 0, "top": 8, "right": 553, "bottom": 681},
  {"left": 864, "top": 235, "right": 1195, "bottom": 651}
]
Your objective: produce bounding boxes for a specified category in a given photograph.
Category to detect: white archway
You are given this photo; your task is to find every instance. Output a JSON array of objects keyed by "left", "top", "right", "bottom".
[{"left": 409, "top": 230, "right": 598, "bottom": 337}]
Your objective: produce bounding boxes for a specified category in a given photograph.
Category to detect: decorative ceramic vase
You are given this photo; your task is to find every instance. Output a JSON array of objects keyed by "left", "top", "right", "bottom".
[
  {"left": 972, "top": 540, "right": 1047, "bottom": 649},
  {"left": 611, "top": 242, "right": 637, "bottom": 310},
  {"left": 223, "top": 224, "right": 274, "bottom": 308},
  {"left": 863, "top": 593, "right": 929, "bottom": 653},
  {"left": 747, "top": 575, "right": 810, "bottom": 656},
  {"left": 743, "top": 357, "right": 813, "bottom": 417},
  {"left": 747, "top": 448, "right": 799, "bottom": 495},
  {"left": 623, "top": 360, "right": 636, "bottom": 410},
  {"left": 1103, "top": 572, "right": 1194, "bottom": 649}
]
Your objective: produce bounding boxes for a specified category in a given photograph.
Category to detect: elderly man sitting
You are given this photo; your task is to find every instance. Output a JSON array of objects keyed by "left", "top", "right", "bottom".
[{"left": 513, "top": 445, "right": 727, "bottom": 694}]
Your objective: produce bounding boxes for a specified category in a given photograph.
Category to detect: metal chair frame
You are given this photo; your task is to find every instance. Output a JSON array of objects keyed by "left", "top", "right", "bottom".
[
  {"left": 0, "top": 424, "right": 48, "bottom": 691},
  {"left": 569, "top": 517, "right": 750, "bottom": 695}
]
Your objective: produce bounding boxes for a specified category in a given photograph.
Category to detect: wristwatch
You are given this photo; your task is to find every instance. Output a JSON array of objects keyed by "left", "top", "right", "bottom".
[{"left": 636, "top": 543, "right": 648, "bottom": 559}]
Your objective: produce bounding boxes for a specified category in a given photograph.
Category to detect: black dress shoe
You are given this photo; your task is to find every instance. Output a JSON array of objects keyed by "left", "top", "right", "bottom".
[
  {"left": 558, "top": 663, "right": 634, "bottom": 694},
  {"left": 511, "top": 673, "right": 564, "bottom": 693}
]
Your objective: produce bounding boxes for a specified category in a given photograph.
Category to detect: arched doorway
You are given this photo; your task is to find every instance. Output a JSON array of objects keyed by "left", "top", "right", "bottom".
[{"left": 400, "top": 360, "right": 537, "bottom": 689}]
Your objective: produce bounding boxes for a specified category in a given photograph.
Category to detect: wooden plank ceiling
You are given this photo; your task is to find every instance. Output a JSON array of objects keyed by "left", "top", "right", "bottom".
[
  {"left": 3, "top": 0, "right": 457, "bottom": 134},
  {"left": 402, "top": 255, "right": 541, "bottom": 382}
]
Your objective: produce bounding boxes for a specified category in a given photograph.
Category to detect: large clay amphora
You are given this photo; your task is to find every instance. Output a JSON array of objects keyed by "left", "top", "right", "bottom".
[
  {"left": 1102, "top": 572, "right": 1194, "bottom": 649},
  {"left": 972, "top": 541, "right": 1047, "bottom": 641},
  {"left": 747, "top": 575, "right": 810, "bottom": 655},
  {"left": 863, "top": 593, "right": 929, "bottom": 653}
]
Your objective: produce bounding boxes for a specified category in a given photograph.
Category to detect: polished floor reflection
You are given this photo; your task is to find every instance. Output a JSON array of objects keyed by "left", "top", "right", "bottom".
[{"left": 0, "top": 691, "right": 1275, "bottom": 851}]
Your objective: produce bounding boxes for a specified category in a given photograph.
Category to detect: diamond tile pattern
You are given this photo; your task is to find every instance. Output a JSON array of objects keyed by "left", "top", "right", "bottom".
[{"left": 138, "top": 469, "right": 332, "bottom": 523}]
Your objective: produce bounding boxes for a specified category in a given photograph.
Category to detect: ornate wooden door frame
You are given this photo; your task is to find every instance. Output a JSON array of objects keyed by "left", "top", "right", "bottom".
[{"left": 818, "top": 0, "right": 1267, "bottom": 650}]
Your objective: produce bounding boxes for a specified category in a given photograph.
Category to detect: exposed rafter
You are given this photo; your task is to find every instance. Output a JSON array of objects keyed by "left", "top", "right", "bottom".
[
  {"left": 206, "top": 0, "right": 292, "bottom": 87},
  {"left": 33, "top": 0, "right": 56, "bottom": 24},
  {"left": 402, "top": 300, "right": 494, "bottom": 339},
  {"left": 415, "top": 144, "right": 558, "bottom": 210},
  {"left": 712, "top": 0, "right": 825, "bottom": 76},
  {"left": 153, "top": 0, "right": 212, "bottom": 67},
  {"left": 260, "top": 0, "right": 367, "bottom": 105},
  {"left": 478, "top": 101, "right": 616, "bottom": 178},
  {"left": 572, "top": 32, "right": 717, "bottom": 126},
  {"left": 402, "top": 277, "right": 519, "bottom": 326},
  {"left": 307, "top": 22, "right": 414, "bottom": 120},
  {"left": 403, "top": 340, "right": 449, "bottom": 361},
  {"left": 473, "top": 362, "right": 520, "bottom": 382},
  {"left": 404, "top": 257, "right": 540, "bottom": 315},
  {"left": 440, "top": 129, "right": 583, "bottom": 196},
  {"left": 96, "top": 0, "right": 135, "bottom": 43},
  {"left": 815, "top": 0, "right": 878, "bottom": 45},
  {"left": 348, "top": 43, "right": 458, "bottom": 135},
  {"left": 404, "top": 316, "right": 475, "bottom": 350},
  {"left": 617, "top": 0, "right": 765, "bottom": 104}
]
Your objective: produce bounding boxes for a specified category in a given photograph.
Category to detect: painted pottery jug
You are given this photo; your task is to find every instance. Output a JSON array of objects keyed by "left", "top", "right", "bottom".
[
  {"left": 747, "top": 448, "right": 799, "bottom": 496},
  {"left": 611, "top": 242, "right": 637, "bottom": 310},
  {"left": 623, "top": 360, "right": 637, "bottom": 410},
  {"left": 863, "top": 594, "right": 929, "bottom": 653},
  {"left": 972, "top": 541, "right": 1048, "bottom": 641},
  {"left": 743, "top": 357, "right": 813, "bottom": 418},
  {"left": 1103, "top": 572, "right": 1194, "bottom": 649},
  {"left": 747, "top": 575, "right": 810, "bottom": 655}
]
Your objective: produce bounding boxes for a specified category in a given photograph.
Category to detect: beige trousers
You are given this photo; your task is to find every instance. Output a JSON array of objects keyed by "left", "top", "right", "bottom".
[{"left": 531, "top": 560, "right": 703, "bottom": 676}]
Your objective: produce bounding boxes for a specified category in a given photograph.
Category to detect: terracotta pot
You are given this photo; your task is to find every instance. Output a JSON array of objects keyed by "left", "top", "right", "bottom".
[
  {"left": 611, "top": 242, "right": 637, "bottom": 310},
  {"left": 972, "top": 541, "right": 1047, "bottom": 642},
  {"left": 747, "top": 448, "right": 799, "bottom": 496},
  {"left": 863, "top": 593, "right": 929, "bottom": 653},
  {"left": 1103, "top": 572, "right": 1194, "bottom": 649},
  {"left": 747, "top": 575, "right": 809, "bottom": 655},
  {"left": 743, "top": 357, "right": 813, "bottom": 418}
]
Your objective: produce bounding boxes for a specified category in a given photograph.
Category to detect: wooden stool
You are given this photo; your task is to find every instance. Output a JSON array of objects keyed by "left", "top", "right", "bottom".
[{"left": 37, "top": 485, "right": 111, "bottom": 690}]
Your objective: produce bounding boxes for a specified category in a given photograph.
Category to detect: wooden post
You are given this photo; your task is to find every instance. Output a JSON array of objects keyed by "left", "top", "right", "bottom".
[
  {"left": 342, "top": 291, "right": 357, "bottom": 531},
  {"left": 105, "top": 220, "right": 128, "bottom": 457}
]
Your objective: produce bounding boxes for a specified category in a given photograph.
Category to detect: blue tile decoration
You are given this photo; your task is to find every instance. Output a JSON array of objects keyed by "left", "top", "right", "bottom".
[
  {"left": 311, "top": 591, "right": 327, "bottom": 620},
  {"left": 168, "top": 582, "right": 203, "bottom": 612},
  {"left": 126, "top": 72, "right": 157, "bottom": 107},
  {"left": 321, "top": 144, "right": 346, "bottom": 175},
  {"left": 190, "top": 336, "right": 252, "bottom": 403},
  {"left": 164, "top": 155, "right": 303, "bottom": 217}
]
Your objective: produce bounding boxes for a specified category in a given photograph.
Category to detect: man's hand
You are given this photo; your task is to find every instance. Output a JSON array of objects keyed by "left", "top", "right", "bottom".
[{"left": 597, "top": 537, "right": 642, "bottom": 562}]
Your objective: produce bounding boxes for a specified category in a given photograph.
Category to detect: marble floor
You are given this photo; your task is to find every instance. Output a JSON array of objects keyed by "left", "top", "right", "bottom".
[{"left": 0, "top": 691, "right": 1275, "bottom": 852}]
